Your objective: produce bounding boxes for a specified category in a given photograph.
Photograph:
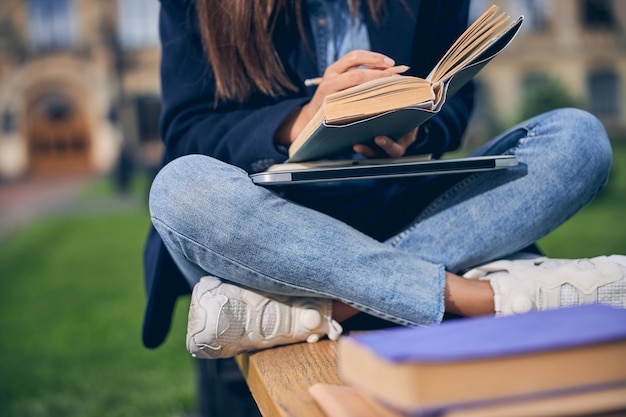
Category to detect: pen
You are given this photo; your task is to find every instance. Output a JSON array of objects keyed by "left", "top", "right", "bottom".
[{"left": 304, "top": 65, "right": 410, "bottom": 87}]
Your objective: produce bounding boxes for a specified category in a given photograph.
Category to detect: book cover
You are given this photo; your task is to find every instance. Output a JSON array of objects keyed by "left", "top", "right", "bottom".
[
  {"left": 288, "top": 103, "right": 441, "bottom": 163},
  {"left": 338, "top": 305, "right": 626, "bottom": 415}
]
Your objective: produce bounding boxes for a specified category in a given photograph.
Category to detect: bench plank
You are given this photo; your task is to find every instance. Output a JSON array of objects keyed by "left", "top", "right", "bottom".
[
  {"left": 236, "top": 339, "right": 626, "bottom": 417},
  {"left": 236, "top": 340, "right": 343, "bottom": 417}
]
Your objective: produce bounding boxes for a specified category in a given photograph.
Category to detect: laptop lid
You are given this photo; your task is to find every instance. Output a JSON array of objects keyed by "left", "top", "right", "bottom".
[{"left": 250, "top": 155, "right": 518, "bottom": 186}]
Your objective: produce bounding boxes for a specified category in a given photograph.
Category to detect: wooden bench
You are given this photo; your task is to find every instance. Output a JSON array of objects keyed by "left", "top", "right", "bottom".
[
  {"left": 235, "top": 340, "right": 626, "bottom": 417},
  {"left": 235, "top": 339, "right": 341, "bottom": 417}
]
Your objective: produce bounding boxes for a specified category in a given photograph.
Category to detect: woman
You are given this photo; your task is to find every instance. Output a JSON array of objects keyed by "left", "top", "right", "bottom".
[{"left": 143, "top": 0, "right": 625, "bottom": 358}]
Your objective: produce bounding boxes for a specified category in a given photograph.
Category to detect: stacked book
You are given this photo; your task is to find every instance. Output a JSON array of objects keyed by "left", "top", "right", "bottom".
[{"left": 310, "top": 304, "right": 626, "bottom": 417}]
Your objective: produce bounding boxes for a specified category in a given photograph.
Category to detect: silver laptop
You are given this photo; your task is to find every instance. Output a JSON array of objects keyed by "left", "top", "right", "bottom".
[{"left": 250, "top": 155, "right": 518, "bottom": 186}]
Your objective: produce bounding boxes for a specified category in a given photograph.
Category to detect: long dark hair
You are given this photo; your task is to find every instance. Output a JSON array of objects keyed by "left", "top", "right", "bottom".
[{"left": 195, "top": 0, "right": 386, "bottom": 102}]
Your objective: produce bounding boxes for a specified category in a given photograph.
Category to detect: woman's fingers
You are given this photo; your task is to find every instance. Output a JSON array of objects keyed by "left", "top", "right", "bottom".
[
  {"left": 353, "top": 128, "right": 419, "bottom": 159},
  {"left": 314, "top": 50, "right": 399, "bottom": 95},
  {"left": 295, "top": 50, "right": 410, "bottom": 149},
  {"left": 326, "top": 50, "right": 396, "bottom": 75}
]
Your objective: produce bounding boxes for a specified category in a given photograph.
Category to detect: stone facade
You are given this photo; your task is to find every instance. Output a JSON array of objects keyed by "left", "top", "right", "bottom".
[
  {"left": 0, "top": 0, "right": 161, "bottom": 180},
  {"left": 1, "top": 0, "right": 624, "bottom": 179},
  {"left": 468, "top": 0, "right": 626, "bottom": 146}
]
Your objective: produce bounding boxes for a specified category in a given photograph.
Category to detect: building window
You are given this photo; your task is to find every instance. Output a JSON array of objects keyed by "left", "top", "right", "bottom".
[
  {"left": 501, "top": 0, "right": 551, "bottom": 33},
  {"left": 588, "top": 69, "right": 620, "bottom": 117},
  {"left": 117, "top": 0, "right": 160, "bottom": 49},
  {"left": 135, "top": 95, "right": 162, "bottom": 142},
  {"left": 469, "top": 0, "right": 491, "bottom": 22},
  {"left": 521, "top": 0, "right": 550, "bottom": 32},
  {"left": 2, "top": 110, "right": 16, "bottom": 134},
  {"left": 27, "top": 0, "right": 77, "bottom": 51},
  {"left": 581, "top": 0, "right": 615, "bottom": 29}
]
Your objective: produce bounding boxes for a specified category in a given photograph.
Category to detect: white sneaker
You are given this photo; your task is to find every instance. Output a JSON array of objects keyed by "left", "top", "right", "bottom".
[
  {"left": 186, "top": 276, "right": 343, "bottom": 359},
  {"left": 464, "top": 255, "right": 626, "bottom": 316}
]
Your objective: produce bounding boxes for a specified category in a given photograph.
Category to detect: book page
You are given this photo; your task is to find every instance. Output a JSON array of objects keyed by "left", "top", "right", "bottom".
[
  {"left": 325, "top": 92, "right": 435, "bottom": 123},
  {"left": 323, "top": 77, "right": 434, "bottom": 123},
  {"left": 324, "top": 76, "right": 429, "bottom": 103},
  {"left": 428, "top": 5, "right": 516, "bottom": 82}
]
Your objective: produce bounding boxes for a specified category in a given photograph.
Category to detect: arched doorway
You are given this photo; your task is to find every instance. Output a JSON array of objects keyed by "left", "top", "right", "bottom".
[{"left": 26, "top": 90, "right": 92, "bottom": 175}]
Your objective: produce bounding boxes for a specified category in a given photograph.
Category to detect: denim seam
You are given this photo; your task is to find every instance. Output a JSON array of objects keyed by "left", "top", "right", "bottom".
[
  {"left": 152, "top": 217, "right": 323, "bottom": 295},
  {"left": 388, "top": 173, "right": 483, "bottom": 248},
  {"left": 389, "top": 127, "right": 533, "bottom": 250}
]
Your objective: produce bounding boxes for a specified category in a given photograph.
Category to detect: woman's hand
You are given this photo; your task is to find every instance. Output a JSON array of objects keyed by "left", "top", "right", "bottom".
[
  {"left": 353, "top": 128, "right": 419, "bottom": 158},
  {"left": 275, "top": 50, "right": 401, "bottom": 146}
]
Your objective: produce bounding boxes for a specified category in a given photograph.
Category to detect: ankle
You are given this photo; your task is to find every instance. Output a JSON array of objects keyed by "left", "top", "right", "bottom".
[
  {"left": 445, "top": 273, "right": 495, "bottom": 317},
  {"left": 332, "top": 300, "right": 361, "bottom": 322}
]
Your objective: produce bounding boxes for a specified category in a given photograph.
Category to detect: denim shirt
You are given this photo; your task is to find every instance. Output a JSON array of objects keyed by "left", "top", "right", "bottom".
[{"left": 306, "top": 0, "right": 371, "bottom": 75}]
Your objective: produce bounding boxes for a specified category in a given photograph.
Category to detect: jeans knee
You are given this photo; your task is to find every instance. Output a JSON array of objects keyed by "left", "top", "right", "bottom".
[
  {"left": 550, "top": 108, "right": 612, "bottom": 183},
  {"left": 150, "top": 155, "right": 199, "bottom": 221},
  {"left": 150, "top": 155, "right": 233, "bottom": 225},
  {"left": 149, "top": 154, "right": 256, "bottom": 239}
]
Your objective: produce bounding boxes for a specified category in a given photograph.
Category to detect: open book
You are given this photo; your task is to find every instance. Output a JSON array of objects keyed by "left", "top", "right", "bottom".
[{"left": 287, "top": 5, "right": 524, "bottom": 163}]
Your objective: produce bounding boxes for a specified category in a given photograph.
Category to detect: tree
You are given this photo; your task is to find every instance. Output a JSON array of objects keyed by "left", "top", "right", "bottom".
[{"left": 516, "top": 75, "right": 581, "bottom": 123}]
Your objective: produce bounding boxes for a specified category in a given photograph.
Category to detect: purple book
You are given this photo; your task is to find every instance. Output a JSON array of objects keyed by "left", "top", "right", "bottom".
[{"left": 338, "top": 305, "right": 626, "bottom": 416}]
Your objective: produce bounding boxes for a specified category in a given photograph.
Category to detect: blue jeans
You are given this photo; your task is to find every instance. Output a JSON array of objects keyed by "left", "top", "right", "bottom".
[{"left": 149, "top": 108, "right": 612, "bottom": 326}]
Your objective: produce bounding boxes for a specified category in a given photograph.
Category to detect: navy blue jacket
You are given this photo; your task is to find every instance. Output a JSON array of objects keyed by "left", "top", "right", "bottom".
[{"left": 143, "top": 0, "right": 475, "bottom": 348}]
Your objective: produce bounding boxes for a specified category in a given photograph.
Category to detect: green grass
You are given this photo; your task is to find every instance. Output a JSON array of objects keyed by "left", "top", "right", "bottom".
[
  {"left": 0, "top": 143, "right": 624, "bottom": 417},
  {"left": 538, "top": 141, "right": 626, "bottom": 257},
  {"left": 0, "top": 207, "right": 195, "bottom": 417}
]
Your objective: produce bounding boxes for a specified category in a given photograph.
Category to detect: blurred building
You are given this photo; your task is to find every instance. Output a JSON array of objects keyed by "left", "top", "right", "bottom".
[
  {"left": 1, "top": 1, "right": 625, "bottom": 180},
  {"left": 468, "top": 0, "right": 626, "bottom": 145},
  {"left": 0, "top": 0, "right": 161, "bottom": 180}
]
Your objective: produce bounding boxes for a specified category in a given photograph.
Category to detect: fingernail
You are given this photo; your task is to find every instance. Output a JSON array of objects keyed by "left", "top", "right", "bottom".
[
  {"left": 384, "top": 57, "right": 395, "bottom": 66},
  {"left": 376, "top": 136, "right": 387, "bottom": 145}
]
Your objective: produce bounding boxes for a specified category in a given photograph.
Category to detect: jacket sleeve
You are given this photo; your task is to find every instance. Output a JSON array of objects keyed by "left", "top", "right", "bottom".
[
  {"left": 158, "top": 0, "right": 474, "bottom": 170},
  {"left": 158, "top": 0, "right": 309, "bottom": 173}
]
